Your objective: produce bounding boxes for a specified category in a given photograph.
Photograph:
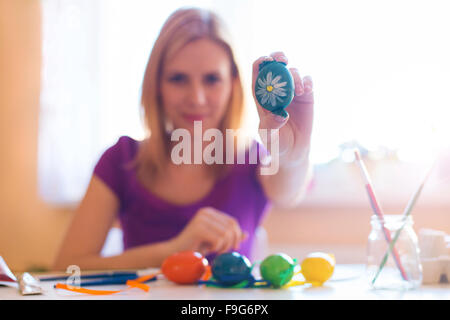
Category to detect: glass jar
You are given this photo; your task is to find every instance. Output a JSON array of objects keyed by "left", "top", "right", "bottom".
[{"left": 366, "top": 214, "right": 422, "bottom": 290}]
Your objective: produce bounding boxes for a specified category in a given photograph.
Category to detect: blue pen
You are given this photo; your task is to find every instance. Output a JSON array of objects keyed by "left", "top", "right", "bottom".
[
  {"left": 52, "top": 274, "right": 157, "bottom": 287},
  {"left": 40, "top": 271, "right": 139, "bottom": 282}
]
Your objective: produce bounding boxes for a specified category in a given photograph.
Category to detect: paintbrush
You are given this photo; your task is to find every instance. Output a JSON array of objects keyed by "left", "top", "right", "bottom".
[
  {"left": 354, "top": 149, "right": 409, "bottom": 281},
  {"left": 371, "top": 160, "right": 436, "bottom": 285}
]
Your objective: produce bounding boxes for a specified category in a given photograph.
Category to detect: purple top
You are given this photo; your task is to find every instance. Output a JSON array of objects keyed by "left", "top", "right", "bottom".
[{"left": 93, "top": 136, "right": 271, "bottom": 261}]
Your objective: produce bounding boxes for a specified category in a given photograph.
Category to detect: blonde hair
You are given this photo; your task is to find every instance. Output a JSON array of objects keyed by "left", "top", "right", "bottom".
[{"left": 135, "top": 7, "right": 246, "bottom": 181}]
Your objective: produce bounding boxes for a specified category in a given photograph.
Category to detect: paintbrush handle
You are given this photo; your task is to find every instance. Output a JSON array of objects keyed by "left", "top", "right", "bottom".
[
  {"left": 372, "top": 161, "right": 435, "bottom": 285},
  {"left": 365, "top": 185, "right": 409, "bottom": 281},
  {"left": 355, "top": 149, "right": 409, "bottom": 281}
]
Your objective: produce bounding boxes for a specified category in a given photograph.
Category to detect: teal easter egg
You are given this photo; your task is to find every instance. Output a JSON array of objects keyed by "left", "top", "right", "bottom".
[
  {"left": 211, "top": 252, "right": 252, "bottom": 286},
  {"left": 260, "top": 253, "right": 296, "bottom": 288},
  {"left": 255, "top": 60, "right": 294, "bottom": 118}
]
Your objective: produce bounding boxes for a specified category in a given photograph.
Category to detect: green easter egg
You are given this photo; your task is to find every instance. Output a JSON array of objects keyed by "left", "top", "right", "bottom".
[
  {"left": 260, "top": 253, "right": 296, "bottom": 288},
  {"left": 255, "top": 60, "right": 294, "bottom": 118}
]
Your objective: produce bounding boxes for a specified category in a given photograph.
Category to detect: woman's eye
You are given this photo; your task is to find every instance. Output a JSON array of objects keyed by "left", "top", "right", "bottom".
[
  {"left": 204, "top": 74, "right": 221, "bottom": 85},
  {"left": 168, "top": 74, "right": 187, "bottom": 84}
]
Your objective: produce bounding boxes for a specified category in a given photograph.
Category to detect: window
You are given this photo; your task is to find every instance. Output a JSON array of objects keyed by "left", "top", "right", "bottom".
[{"left": 39, "top": 0, "right": 450, "bottom": 206}]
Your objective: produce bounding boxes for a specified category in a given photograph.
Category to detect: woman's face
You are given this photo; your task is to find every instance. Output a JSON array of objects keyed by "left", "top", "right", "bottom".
[{"left": 160, "top": 38, "right": 234, "bottom": 133}]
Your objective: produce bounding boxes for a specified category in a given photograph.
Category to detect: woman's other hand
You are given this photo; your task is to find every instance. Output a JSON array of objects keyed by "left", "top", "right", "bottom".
[{"left": 170, "top": 207, "right": 248, "bottom": 256}]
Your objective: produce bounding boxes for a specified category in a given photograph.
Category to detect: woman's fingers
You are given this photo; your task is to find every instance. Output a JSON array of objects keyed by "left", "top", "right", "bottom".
[
  {"left": 196, "top": 214, "right": 230, "bottom": 252},
  {"left": 197, "top": 207, "right": 246, "bottom": 254},
  {"left": 259, "top": 108, "right": 290, "bottom": 132},
  {"left": 209, "top": 208, "right": 245, "bottom": 251},
  {"left": 303, "top": 75, "right": 313, "bottom": 93},
  {"left": 205, "top": 219, "right": 234, "bottom": 254},
  {"left": 269, "top": 51, "right": 288, "bottom": 65},
  {"left": 289, "top": 67, "right": 304, "bottom": 96}
]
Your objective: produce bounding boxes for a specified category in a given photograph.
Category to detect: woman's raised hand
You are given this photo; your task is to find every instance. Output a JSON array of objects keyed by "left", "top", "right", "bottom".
[{"left": 252, "top": 52, "right": 314, "bottom": 166}]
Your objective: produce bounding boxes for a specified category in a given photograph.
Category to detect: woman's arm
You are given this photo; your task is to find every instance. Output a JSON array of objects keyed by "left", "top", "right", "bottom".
[
  {"left": 53, "top": 176, "right": 247, "bottom": 271},
  {"left": 252, "top": 52, "right": 314, "bottom": 208},
  {"left": 52, "top": 175, "right": 176, "bottom": 271},
  {"left": 258, "top": 146, "right": 313, "bottom": 208}
]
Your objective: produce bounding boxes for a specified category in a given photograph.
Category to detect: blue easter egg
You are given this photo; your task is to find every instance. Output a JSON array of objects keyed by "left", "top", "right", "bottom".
[
  {"left": 255, "top": 60, "right": 294, "bottom": 118},
  {"left": 211, "top": 252, "right": 252, "bottom": 286}
]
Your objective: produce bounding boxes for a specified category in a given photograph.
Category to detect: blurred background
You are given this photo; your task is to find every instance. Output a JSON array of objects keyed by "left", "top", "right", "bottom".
[{"left": 1, "top": 0, "right": 450, "bottom": 272}]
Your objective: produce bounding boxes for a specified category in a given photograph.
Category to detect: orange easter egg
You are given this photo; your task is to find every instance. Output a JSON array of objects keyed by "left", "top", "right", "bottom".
[{"left": 161, "top": 251, "right": 208, "bottom": 284}]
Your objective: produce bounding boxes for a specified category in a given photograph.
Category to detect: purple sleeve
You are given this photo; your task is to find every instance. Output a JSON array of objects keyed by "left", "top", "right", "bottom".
[{"left": 93, "top": 137, "right": 126, "bottom": 199}]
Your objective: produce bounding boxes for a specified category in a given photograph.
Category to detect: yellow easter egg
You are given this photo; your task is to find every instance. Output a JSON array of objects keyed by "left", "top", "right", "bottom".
[{"left": 300, "top": 252, "right": 335, "bottom": 284}]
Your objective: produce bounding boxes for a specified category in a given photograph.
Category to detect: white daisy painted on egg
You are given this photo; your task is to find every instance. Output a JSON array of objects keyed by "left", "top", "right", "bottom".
[{"left": 256, "top": 71, "right": 288, "bottom": 107}]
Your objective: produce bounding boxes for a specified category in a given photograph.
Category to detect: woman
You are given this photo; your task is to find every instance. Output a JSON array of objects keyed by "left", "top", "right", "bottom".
[{"left": 53, "top": 7, "right": 314, "bottom": 270}]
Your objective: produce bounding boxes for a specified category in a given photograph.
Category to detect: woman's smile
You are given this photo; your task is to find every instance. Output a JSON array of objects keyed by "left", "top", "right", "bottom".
[{"left": 182, "top": 113, "right": 210, "bottom": 122}]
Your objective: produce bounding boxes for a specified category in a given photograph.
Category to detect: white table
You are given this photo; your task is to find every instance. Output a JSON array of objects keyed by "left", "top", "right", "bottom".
[{"left": 1, "top": 265, "right": 449, "bottom": 300}]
